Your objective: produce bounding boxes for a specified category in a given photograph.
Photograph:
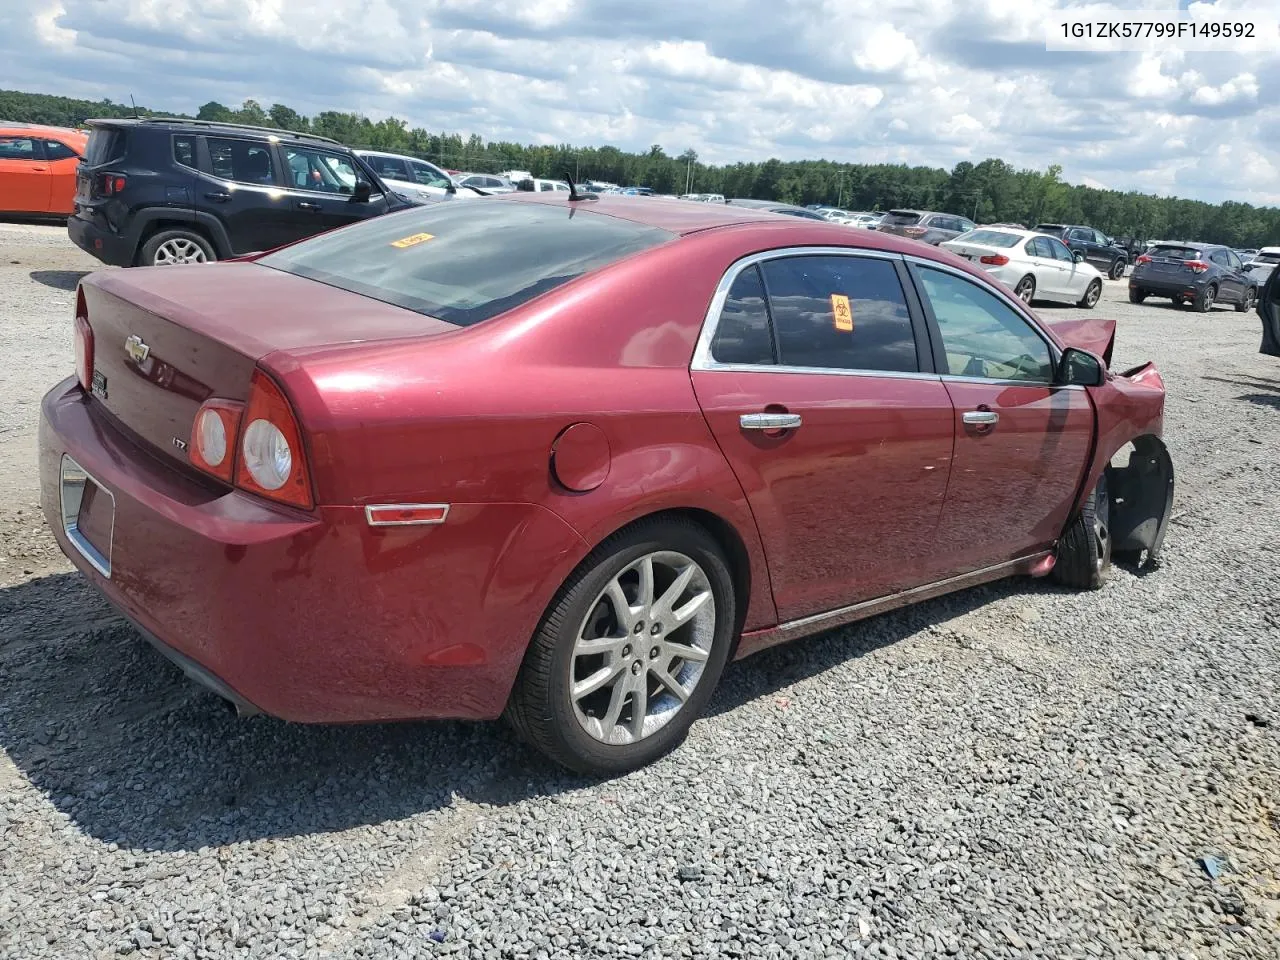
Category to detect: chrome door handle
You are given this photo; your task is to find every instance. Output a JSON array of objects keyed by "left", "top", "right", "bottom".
[
  {"left": 740, "top": 412, "right": 802, "bottom": 431},
  {"left": 962, "top": 410, "right": 999, "bottom": 425}
]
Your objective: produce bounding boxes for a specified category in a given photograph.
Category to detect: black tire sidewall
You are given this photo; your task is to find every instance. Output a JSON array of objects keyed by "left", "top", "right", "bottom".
[
  {"left": 140, "top": 229, "right": 215, "bottom": 267},
  {"left": 532, "top": 521, "right": 737, "bottom": 775},
  {"left": 1110, "top": 259, "right": 1125, "bottom": 280}
]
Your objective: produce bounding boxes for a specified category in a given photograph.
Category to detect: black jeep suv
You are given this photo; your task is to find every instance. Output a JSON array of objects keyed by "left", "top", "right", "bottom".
[
  {"left": 1033, "top": 224, "right": 1129, "bottom": 280},
  {"left": 69, "top": 118, "right": 413, "bottom": 267}
]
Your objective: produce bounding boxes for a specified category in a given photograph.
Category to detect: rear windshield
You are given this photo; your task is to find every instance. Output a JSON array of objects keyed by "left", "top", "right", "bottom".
[
  {"left": 84, "top": 127, "right": 126, "bottom": 165},
  {"left": 1148, "top": 245, "right": 1201, "bottom": 260},
  {"left": 881, "top": 211, "right": 922, "bottom": 226},
  {"left": 259, "top": 201, "right": 675, "bottom": 327},
  {"left": 958, "top": 230, "right": 1021, "bottom": 248}
]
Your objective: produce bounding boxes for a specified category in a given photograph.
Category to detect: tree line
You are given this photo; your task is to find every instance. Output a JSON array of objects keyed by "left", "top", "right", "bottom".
[{"left": 3, "top": 87, "right": 1277, "bottom": 246}]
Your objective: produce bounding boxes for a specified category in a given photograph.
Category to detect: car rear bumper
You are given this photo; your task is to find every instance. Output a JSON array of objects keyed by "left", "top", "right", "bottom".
[
  {"left": 39, "top": 379, "right": 589, "bottom": 723},
  {"left": 1129, "top": 275, "right": 1208, "bottom": 295},
  {"left": 68, "top": 213, "right": 134, "bottom": 267}
]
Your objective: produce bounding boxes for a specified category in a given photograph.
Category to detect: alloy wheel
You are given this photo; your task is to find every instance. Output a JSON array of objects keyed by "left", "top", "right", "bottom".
[
  {"left": 1016, "top": 278, "right": 1034, "bottom": 303},
  {"left": 570, "top": 551, "right": 716, "bottom": 745},
  {"left": 1085, "top": 281, "right": 1101, "bottom": 307},
  {"left": 153, "top": 238, "right": 208, "bottom": 265}
]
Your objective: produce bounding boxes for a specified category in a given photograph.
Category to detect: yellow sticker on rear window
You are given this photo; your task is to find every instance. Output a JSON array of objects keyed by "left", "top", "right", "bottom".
[
  {"left": 390, "top": 232, "right": 434, "bottom": 249},
  {"left": 831, "top": 293, "right": 853, "bottom": 332}
]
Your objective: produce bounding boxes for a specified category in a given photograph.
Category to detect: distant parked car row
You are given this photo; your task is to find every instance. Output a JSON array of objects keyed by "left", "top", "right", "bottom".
[
  {"left": 1129, "top": 242, "right": 1259, "bottom": 313},
  {"left": 0, "top": 121, "right": 88, "bottom": 216}
]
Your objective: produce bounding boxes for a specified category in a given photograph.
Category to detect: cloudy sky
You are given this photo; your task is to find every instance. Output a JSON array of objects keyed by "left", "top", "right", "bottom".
[{"left": 3, "top": 0, "right": 1278, "bottom": 205}]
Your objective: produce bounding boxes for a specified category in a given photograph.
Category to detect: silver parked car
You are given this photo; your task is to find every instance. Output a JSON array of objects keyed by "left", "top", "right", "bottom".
[{"left": 877, "top": 209, "right": 976, "bottom": 245}]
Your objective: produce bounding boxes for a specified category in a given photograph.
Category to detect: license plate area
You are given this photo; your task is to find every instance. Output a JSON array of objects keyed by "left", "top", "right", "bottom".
[{"left": 59, "top": 455, "right": 114, "bottom": 577}]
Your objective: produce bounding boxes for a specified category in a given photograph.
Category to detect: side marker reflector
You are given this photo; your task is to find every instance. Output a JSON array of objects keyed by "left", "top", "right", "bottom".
[{"left": 365, "top": 503, "right": 450, "bottom": 526}]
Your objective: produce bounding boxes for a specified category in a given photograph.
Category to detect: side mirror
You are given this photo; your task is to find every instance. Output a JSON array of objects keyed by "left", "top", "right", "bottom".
[
  {"left": 1057, "top": 347, "right": 1105, "bottom": 386},
  {"left": 1072, "top": 250, "right": 1084, "bottom": 263},
  {"left": 352, "top": 179, "right": 372, "bottom": 203},
  {"left": 446, "top": 182, "right": 457, "bottom": 194}
]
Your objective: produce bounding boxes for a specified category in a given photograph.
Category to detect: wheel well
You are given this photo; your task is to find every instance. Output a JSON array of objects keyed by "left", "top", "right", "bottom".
[
  {"left": 135, "top": 219, "right": 216, "bottom": 264},
  {"left": 1105, "top": 434, "right": 1175, "bottom": 567}
]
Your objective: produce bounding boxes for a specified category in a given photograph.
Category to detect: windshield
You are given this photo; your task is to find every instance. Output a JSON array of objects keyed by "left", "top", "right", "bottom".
[
  {"left": 1253, "top": 253, "right": 1280, "bottom": 264},
  {"left": 258, "top": 202, "right": 675, "bottom": 327},
  {"left": 881, "top": 212, "right": 922, "bottom": 226},
  {"left": 956, "top": 230, "right": 1021, "bottom": 248}
]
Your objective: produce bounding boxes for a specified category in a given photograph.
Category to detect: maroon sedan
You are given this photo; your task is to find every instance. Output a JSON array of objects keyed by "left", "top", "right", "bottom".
[{"left": 39, "top": 194, "right": 1175, "bottom": 774}]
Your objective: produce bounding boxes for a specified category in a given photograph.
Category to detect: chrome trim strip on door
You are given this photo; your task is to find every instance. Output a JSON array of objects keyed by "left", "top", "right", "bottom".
[
  {"left": 776, "top": 554, "right": 1048, "bottom": 633},
  {"left": 59, "top": 455, "right": 113, "bottom": 578}
]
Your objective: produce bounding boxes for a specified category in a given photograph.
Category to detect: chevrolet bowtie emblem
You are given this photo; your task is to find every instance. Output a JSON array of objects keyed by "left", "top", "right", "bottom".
[{"left": 125, "top": 335, "right": 150, "bottom": 364}]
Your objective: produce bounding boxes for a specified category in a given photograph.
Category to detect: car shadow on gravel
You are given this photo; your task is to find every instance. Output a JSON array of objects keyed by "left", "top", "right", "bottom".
[
  {"left": 29, "top": 269, "right": 89, "bottom": 291},
  {"left": 0, "top": 573, "right": 580, "bottom": 853},
  {"left": 708, "top": 575, "right": 1053, "bottom": 717},
  {"left": 0, "top": 570, "right": 1072, "bottom": 852}
]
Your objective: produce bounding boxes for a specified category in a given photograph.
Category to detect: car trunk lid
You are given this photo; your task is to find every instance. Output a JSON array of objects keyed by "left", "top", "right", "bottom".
[
  {"left": 877, "top": 211, "right": 927, "bottom": 238},
  {"left": 1141, "top": 246, "right": 1205, "bottom": 277},
  {"left": 80, "top": 263, "right": 459, "bottom": 470}
]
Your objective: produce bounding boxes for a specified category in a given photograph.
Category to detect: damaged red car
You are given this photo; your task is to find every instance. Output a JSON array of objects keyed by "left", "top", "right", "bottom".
[{"left": 39, "top": 194, "right": 1175, "bottom": 774}]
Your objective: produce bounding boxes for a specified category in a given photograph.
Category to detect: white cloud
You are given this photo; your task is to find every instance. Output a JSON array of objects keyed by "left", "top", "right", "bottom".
[{"left": 1, "top": 0, "right": 1278, "bottom": 205}]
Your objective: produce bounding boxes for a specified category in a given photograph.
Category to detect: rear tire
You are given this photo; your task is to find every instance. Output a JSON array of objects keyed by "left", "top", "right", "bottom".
[
  {"left": 139, "top": 229, "right": 215, "bottom": 267},
  {"left": 1109, "top": 259, "right": 1126, "bottom": 280},
  {"left": 1014, "top": 275, "right": 1036, "bottom": 304},
  {"left": 1078, "top": 279, "right": 1102, "bottom": 309},
  {"left": 1236, "top": 287, "right": 1257, "bottom": 312},
  {"left": 1053, "top": 473, "right": 1111, "bottom": 590},
  {"left": 1193, "top": 284, "right": 1216, "bottom": 313},
  {"left": 505, "top": 517, "right": 737, "bottom": 775},
  {"left": 1128, "top": 287, "right": 1147, "bottom": 304}
]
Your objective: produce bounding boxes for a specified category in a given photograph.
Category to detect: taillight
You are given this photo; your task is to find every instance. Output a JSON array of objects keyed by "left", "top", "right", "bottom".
[
  {"left": 97, "top": 173, "right": 127, "bottom": 196},
  {"left": 234, "top": 370, "right": 313, "bottom": 509},
  {"left": 1135, "top": 255, "right": 1152, "bottom": 265},
  {"left": 1186, "top": 260, "right": 1209, "bottom": 273},
  {"left": 74, "top": 289, "right": 93, "bottom": 392},
  {"left": 979, "top": 254, "right": 1010, "bottom": 266},
  {"left": 188, "top": 399, "right": 245, "bottom": 482},
  {"left": 903, "top": 226, "right": 927, "bottom": 237}
]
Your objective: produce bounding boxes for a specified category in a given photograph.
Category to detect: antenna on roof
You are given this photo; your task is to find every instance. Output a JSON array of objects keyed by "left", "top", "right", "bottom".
[
  {"left": 129, "top": 94, "right": 140, "bottom": 119},
  {"left": 563, "top": 169, "right": 596, "bottom": 202}
]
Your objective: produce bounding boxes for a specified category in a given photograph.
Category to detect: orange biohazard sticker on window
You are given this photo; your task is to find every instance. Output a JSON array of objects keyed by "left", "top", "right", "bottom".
[
  {"left": 390, "top": 232, "right": 434, "bottom": 249},
  {"left": 831, "top": 293, "right": 854, "bottom": 331}
]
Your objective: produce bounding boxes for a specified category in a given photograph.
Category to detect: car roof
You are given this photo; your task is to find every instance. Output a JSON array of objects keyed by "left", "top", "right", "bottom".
[
  {"left": 955, "top": 227, "right": 1037, "bottom": 240},
  {"left": 1258, "top": 246, "right": 1280, "bottom": 255},
  {"left": 85, "top": 116, "right": 344, "bottom": 147},
  {"left": 502, "top": 192, "right": 953, "bottom": 244},
  {"left": 0, "top": 123, "right": 87, "bottom": 141}
]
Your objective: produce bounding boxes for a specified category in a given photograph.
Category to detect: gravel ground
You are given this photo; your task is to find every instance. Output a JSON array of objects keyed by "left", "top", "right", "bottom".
[{"left": 0, "top": 221, "right": 1277, "bottom": 959}]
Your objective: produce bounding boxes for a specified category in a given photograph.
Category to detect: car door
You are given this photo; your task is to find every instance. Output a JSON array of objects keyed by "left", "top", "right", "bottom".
[
  {"left": 1225, "top": 250, "right": 1252, "bottom": 299},
  {"left": 1045, "top": 235, "right": 1090, "bottom": 299},
  {"left": 1209, "top": 249, "right": 1242, "bottom": 302},
  {"left": 908, "top": 261, "right": 1094, "bottom": 572},
  {"left": 198, "top": 135, "right": 294, "bottom": 255},
  {"left": 690, "top": 251, "right": 957, "bottom": 620},
  {"left": 1027, "top": 237, "right": 1068, "bottom": 299},
  {"left": 277, "top": 145, "right": 389, "bottom": 241},
  {"left": 41, "top": 138, "right": 82, "bottom": 215},
  {"left": 0, "top": 136, "right": 50, "bottom": 213}
]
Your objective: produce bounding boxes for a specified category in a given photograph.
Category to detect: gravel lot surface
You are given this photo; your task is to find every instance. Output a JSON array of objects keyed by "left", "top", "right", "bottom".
[{"left": 0, "top": 221, "right": 1277, "bottom": 959}]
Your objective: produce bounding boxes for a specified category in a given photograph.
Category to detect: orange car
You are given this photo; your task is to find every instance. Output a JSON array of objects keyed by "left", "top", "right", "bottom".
[{"left": 0, "top": 123, "right": 88, "bottom": 216}]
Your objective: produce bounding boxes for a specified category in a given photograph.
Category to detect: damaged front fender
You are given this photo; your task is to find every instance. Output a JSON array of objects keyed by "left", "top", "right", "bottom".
[{"left": 1072, "top": 360, "right": 1175, "bottom": 568}]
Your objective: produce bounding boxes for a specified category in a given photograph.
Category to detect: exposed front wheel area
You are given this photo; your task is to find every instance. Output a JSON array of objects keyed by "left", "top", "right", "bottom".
[
  {"left": 1053, "top": 473, "right": 1112, "bottom": 590},
  {"left": 505, "top": 518, "right": 737, "bottom": 775}
]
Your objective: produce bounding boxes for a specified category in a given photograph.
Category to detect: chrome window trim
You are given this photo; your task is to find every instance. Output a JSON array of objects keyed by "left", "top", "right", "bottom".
[{"left": 690, "top": 246, "right": 908, "bottom": 375}]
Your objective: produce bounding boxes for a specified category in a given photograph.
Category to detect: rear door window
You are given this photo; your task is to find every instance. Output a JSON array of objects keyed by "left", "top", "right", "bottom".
[
  {"left": 207, "top": 137, "right": 278, "bottom": 185},
  {"left": 1028, "top": 237, "right": 1053, "bottom": 259},
  {"left": 258, "top": 200, "right": 674, "bottom": 327},
  {"left": 408, "top": 161, "right": 452, "bottom": 188},
  {"left": 364, "top": 155, "right": 410, "bottom": 181},
  {"left": 1209, "top": 250, "right": 1229, "bottom": 268},
  {"left": 760, "top": 255, "right": 919, "bottom": 373}
]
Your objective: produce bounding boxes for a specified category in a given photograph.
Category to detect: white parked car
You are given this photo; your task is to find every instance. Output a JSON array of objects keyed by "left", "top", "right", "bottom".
[
  {"left": 499, "top": 170, "right": 534, "bottom": 185},
  {"left": 520, "top": 178, "right": 571, "bottom": 193},
  {"left": 354, "top": 150, "right": 480, "bottom": 203},
  {"left": 1244, "top": 246, "right": 1280, "bottom": 286},
  {"left": 941, "top": 228, "right": 1105, "bottom": 308}
]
